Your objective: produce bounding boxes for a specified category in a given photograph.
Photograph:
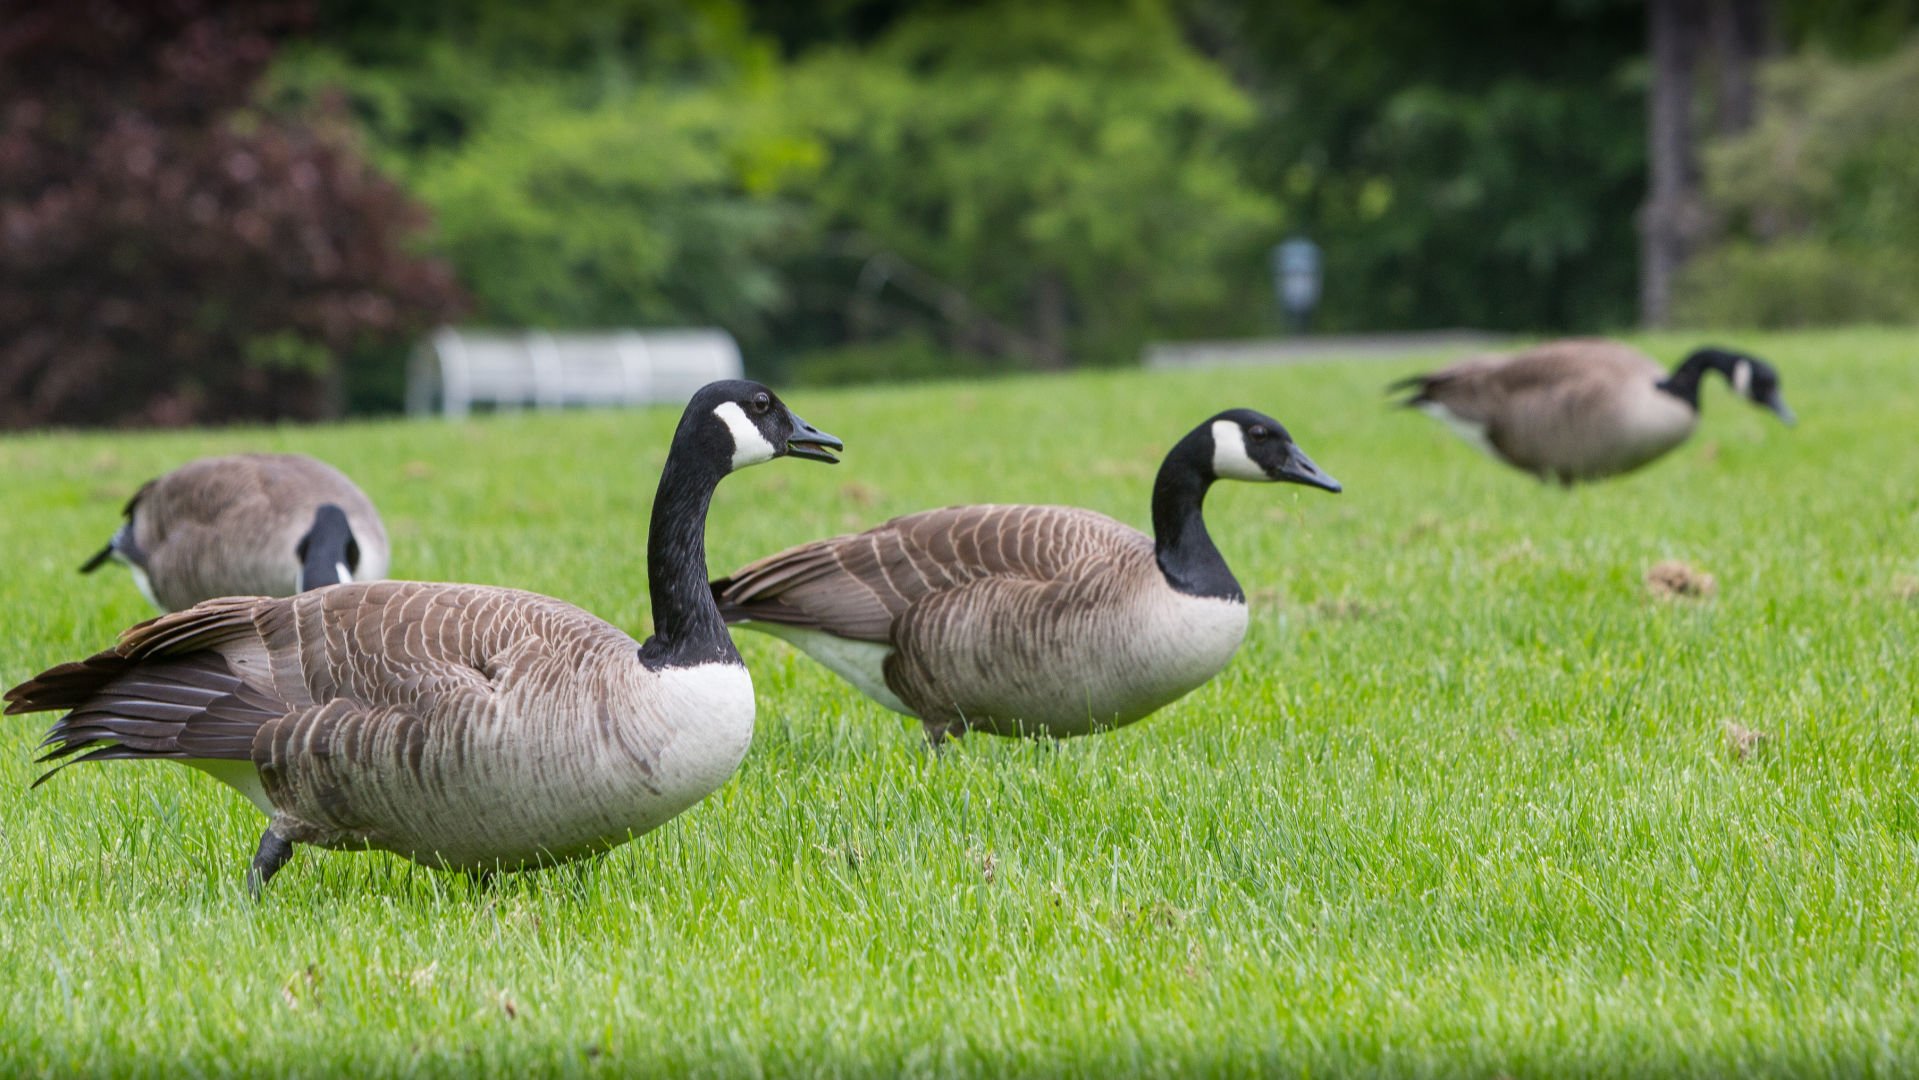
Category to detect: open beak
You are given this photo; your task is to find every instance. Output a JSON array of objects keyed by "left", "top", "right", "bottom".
[
  {"left": 784, "top": 410, "right": 844, "bottom": 464},
  {"left": 1763, "top": 391, "right": 1796, "bottom": 427},
  {"left": 1279, "top": 444, "right": 1342, "bottom": 493}
]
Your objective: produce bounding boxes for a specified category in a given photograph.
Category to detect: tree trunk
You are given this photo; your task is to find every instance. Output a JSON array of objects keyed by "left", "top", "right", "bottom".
[
  {"left": 1639, "top": 0, "right": 1709, "bottom": 328},
  {"left": 1711, "top": 0, "right": 1769, "bottom": 136}
]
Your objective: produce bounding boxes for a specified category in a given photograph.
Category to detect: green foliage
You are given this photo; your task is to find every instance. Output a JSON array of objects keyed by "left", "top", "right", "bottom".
[
  {"left": 273, "top": 1, "right": 807, "bottom": 347},
  {"left": 3, "top": 330, "right": 1917, "bottom": 1072},
  {"left": 408, "top": 87, "right": 815, "bottom": 335},
  {"left": 282, "top": 0, "right": 1280, "bottom": 374},
  {"left": 1678, "top": 39, "right": 1919, "bottom": 328},
  {"left": 788, "top": 1, "right": 1281, "bottom": 364},
  {"left": 1213, "top": 0, "right": 1646, "bottom": 333},
  {"left": 1777, "top": 0, "right": 1919, "bottom": 56},
  {"left": 1674, "top": 241, "right": 1918, "bottom": 329},
  {"left": 782, "top": 333, "right": 1013, "bottom": 386}
]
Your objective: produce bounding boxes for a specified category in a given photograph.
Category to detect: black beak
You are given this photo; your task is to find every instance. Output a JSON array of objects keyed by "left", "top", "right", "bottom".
[
  {"left": 1762, "top": 390, "right": 1796, "bottom": 427},
  {"left": 1278, "top": 444, "right": 1342, "bottom": 493},
  {"left": 784, "top": 410, "right": 843, "bottom": 464}
]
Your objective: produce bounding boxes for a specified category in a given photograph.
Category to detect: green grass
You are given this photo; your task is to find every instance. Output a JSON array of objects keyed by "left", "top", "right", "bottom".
[{"left": 1, "top": 328, "right": 1916, "bottom": 1077}]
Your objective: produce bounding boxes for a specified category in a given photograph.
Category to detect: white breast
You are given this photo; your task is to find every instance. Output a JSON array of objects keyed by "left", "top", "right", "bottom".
[{"left": 643, "top": 662, "right": 758, "bottom": 801}]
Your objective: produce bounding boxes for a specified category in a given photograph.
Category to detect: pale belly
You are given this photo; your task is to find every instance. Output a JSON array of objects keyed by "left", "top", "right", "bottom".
[
  {"left": 951, "top": 594, "right": 1249, "bottom": 737},
  {"left": 762, "top": 592, "right": 1250, "bottom": 739},
  {"left": 1528, "top": 388, "right": 1697, "bottom": 481},
  {"left": 203, "top": 663, "right": 758, "bottom": 871}
]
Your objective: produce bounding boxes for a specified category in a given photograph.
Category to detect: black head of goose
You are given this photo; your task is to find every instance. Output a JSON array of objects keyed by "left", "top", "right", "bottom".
[
  {"left": 7, "top": 380, "right": 841, "bottom": 893},
  {"left": 77, "top": 453, "right": 391, "bottom": 611},
  {"left": 294, "top": 504, "right": 362, "bottom": 593},
  {"left": 712, "top": 409, "right": 1339, "bottom": 743},
  {"left": 1389, "top": 338, "right": 1793, "bottom": 485}
]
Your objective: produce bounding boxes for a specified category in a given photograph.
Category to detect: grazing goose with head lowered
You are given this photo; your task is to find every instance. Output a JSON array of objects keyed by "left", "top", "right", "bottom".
[
  {"left": 1390, "top": 338, "right": 1794, "bottom": 485},
  {"left": 7, "top": 381, "right": 842, "bottom": 893},
  {"left": 712, "top": 409, "right": 1339, "bottom": 743},
  {"left": 79, "top": 453, "right": 390, "bottom": 611}
]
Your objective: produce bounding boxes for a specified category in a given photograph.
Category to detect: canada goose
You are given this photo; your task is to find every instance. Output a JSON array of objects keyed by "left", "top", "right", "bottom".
[
  {"left": 6, "top": 381, "right": 842, "bottom": 893},
  {"left": 78, "top": 454, "right": 390, "bottom": 611},
  {"left": 711, "top": 410, "right": 1339, "bottom": 743},
  {"left": 1390, "top": 339, "right": 1794, "bottom": 485}
]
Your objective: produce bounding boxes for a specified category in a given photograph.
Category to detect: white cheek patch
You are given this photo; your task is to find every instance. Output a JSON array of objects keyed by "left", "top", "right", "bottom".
[
  {"left": 336, "top": 562, "right": 352, "bottom": 586},
  {"left": 1732, "top": 359, "right": 1752, "bottom": 397},
  {"left": 713, "top": 401, "right": 777, "bottom": 470},
  {"left": 1210, "top": 420, "right": 1272, "bottom": 482}
]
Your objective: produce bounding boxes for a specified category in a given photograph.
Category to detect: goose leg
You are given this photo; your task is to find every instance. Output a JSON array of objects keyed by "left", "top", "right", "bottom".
[
  {"left": 247, "top": 827, "right": 295, "bottom": 898},
  {"left": 922, "top": 718, "right": 965, "bottom": 750}
]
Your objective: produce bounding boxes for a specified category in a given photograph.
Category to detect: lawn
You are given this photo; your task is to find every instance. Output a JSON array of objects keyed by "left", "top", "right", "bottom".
[{"left": 1, "top": 328, "right": 1915, "bottom": 1077}]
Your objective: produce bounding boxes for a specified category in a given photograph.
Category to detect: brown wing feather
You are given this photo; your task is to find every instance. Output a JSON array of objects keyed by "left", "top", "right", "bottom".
[
  {"left": 1397, "top": 339, "right": 1664, "bottom": 421},
  {"left": 713, "top": 504, "right": 1146, "bottom": 643}
]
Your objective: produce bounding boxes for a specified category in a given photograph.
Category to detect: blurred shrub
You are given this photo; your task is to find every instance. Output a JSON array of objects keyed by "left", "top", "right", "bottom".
[
  {"left": 1674, "top": 241, "right": 1918, "bottom": 328},
  {"left": 278, "top": 0, "right": 1278, "bottom": 382},
  {"left": 1206, "top": 0, "right": 1647, "bottom": 333},
  {"left": 406, "top": 89, "right": 815, "bottom": 340},
  {"left": 0, "top": 0, "right": 463, "bottom": 429},
  {"left": 1676, "top": 38, "right": 1919, "bottom": 327},
  {"left": 786, "top": 0, "right": 1281, "bottom": 367},
  {"left": 273, "top": 1, "right": 810, "bottom": 365},
  {"left": 781, "top": 334, "right": 1017, "bottom": 387}
]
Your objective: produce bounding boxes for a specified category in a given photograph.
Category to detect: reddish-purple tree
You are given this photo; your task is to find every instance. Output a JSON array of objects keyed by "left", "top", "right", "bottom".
[{"left": 0, "top": 0, "right": 464, "bottom": 428}]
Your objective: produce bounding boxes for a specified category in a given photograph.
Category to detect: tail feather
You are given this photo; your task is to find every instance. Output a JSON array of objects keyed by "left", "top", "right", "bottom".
[
  {"left": 1387, "top": 372, "right": 1437, "bottom": 406},
  {"left": 711, "top": 575, "right": 819, "bottom": 627},
  {"left": 5, "top": 604, "right": 286, "bottom": 784},
  {"left": 4, "top": 656, "right": 130, "bottom": 715}
]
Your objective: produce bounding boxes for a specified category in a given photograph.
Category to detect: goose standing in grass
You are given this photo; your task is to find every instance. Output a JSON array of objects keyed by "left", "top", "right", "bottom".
[
  {"left": 79, "top": 453, "right": 390, "bottom": 611},
  {"left": 7, "top": 382, "right": 842, "bottom": 893},
  {"left": 712, "top": 409, "right": 1339, "bottom": 743},
  {"left": 1389, "top": 338, "right": 1794, "bottom": 485}
]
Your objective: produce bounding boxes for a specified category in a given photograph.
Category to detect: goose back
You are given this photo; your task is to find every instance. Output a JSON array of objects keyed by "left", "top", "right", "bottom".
[{"left": 103, "top": 454, "right": 389, "bottom": 610}]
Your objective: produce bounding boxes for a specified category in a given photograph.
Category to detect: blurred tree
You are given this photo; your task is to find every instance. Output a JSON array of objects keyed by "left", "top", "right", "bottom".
[
  {"left": 1639, "top": 0, "right": 1769, "bottom": 328},
  {"left": 1775, "top": 0, "right": 1919, "bottom": 54},
  {"left": 407, "top": 88, "right": 815, "bottom": 338},
  {"left": 0, "top": 0, "right": 463, "bottom": 428},
  {"left": 1183, "top": 0, "right": 1648, "bottom": 334},
  {"left": 786, "top": 0, "right": 1281, "bottom": 368},
  {"left": 1675, "top": 36, "right": 1919, "bottom": 325},
  {"left": 274, "top": 0, "right": 806, "bottom": 352}
]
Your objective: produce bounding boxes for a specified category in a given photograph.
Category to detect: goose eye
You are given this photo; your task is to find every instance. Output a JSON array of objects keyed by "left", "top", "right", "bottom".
[
  {"left": 751, "top": 392, "right": 772, "bottom": 415},
  {"left": 1246, "top": 425, "right": 1269, "bottom": 441}
]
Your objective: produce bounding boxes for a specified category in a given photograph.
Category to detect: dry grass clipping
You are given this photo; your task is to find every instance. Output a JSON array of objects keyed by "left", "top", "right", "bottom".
[
  {"left": 1646, "top": 560, "right": 1717, "bottom": 600},
  {"left": 1722, "top": 720, "right": 1770, "bottom": 761}
]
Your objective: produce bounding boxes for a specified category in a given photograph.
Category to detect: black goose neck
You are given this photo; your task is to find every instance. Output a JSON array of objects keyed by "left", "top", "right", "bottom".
[
  {"left": 638, "top": 450, "right": 740, "bottom": 670},
  {"left": 1150, "top": 432, "right": 1243, "bottom": 602},
  {"left": 296, "top": 504, "right": 356, "bottom": 591},
  {"left": 1656, "top": 348, "right": 1729, "bottom": 412}
]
